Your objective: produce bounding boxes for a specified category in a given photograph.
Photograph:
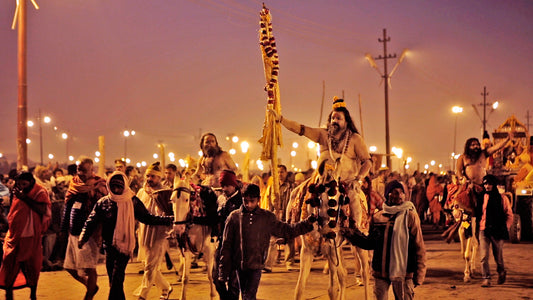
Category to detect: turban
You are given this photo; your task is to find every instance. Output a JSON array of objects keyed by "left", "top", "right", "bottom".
[
  {"left": 145, "top": 162, "right": 163, "bottom": 178},
  {"left": 219, "top": 169, "right": 239, "bottom": 188},
  {"left": 332, "top": 96, "right": 346, "bottom": 109},
  {"left": 295, "top": 172, "right": 305, "bottom": 182}
]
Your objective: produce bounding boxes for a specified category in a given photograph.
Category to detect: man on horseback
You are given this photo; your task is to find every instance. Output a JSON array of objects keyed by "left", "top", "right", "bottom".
[
  {"left": 134, "top": 162, "right": 174, "bottom": 300},
  {"left": 456, "top": 133, "right": 513, "bottom": 235},
  {"left": 272, "top": 97, "right": 372, "bottom": 230},
  {"left": 193, "top": 133, "right": 238, "bottom": 188}
]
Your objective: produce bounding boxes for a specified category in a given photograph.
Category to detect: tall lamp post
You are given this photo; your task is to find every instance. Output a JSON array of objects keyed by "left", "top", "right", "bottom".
[
  {"left": 241, "top": 141, "right": 250, "bottom": 182},
  {"left": 365, "top": 29, "right": 408, "bottom": 170},
  {"left": 123, "top": 129, "right": 135, "bottom": 161},
  {"left": 451, "top": 106, "right": 463, "bottom": 172},
  {"left": 290, "top": 142, "right": 298, "bottom": 170},
  {"left": 27, "top": 110, "right": 51, "bottom": 165},
  {"left": 61, "top": 132, "right": 68, "bottom": 164}
]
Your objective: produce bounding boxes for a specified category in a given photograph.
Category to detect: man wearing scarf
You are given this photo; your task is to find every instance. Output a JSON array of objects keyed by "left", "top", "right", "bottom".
[
  {"left": 342, "top": 180, "right": 426, "bottom": 300},
  {"left": 134, "top": 162, "right": 174, "bottom": 300},
  {"left": 0, "top": 172, "right": 51, "bottom": 300},
  {"left": 479, "top": 175, "right": 513, "bottom": 288},
  {"left": 61, "top": 157, "right": 107, "bottom": 300},
  {"left": 78, "top": 172, "right": 173, "bottom": 300}
]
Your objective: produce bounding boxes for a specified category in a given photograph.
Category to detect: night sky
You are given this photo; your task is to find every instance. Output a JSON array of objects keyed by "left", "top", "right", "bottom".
[{"left": 1, "top": 0, "right": 532, "bottom": 172}]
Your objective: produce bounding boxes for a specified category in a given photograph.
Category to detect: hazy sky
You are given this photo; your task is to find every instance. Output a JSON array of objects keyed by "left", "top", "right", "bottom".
[{"left": 1, "top": 0, "right": 532, "bottom": 172}]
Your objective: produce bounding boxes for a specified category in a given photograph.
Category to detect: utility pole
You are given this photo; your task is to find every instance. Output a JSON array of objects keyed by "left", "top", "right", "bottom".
[
  {"left": 472, "top": 86, "right": 499, "bottom": 135},
  {"left": 481, "top": 86, "right": 489, "bottom": 133},
  {"left": 366, "top": 29, "right": 407, "bottom": 170},
  {"left": 526, "top": 110, "right": 531, "bottom": 133}
]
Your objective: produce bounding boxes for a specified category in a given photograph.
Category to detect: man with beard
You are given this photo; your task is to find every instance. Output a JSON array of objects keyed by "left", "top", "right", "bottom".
[
  {"left": 193, "top": 133, "right": 238, "bottom": 188},
  {"left": 213, "top": 170, "right": 242, "bottom": 300},
  {"left": 62, "top": 157, "right": 107, "bottom": 300},
  {"left": 0, "top": 172, "right": 51, "bottom": 300},
  {"left": 456, "top": 134, "right": 513, "bottom": 231},
  {"left": 134, "top": 162, "right": 174, "bottom": 300},
  {"left": 456, "top": 134, "right": 513, "bottom": 187},
  {"left": 272, "top": 97, "right": 372, "bottom": 230}
]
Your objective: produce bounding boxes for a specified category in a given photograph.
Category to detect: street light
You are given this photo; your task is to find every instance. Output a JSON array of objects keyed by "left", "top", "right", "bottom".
[
  {"left": 241, "top": 141, "right": 250, "bottom": 182},
  {"left": 452, "top": 105, "right": 463, "bottom": 172},
  {"left": 391, "top": 146, "right": 403, "bottom": 172},
  {"left": 123, "top": 129, "right": 135, "bottom": 161},
  {"left": 62, "top": 132, "right": 68, "bottom": 163},
  {"left": 290, "top": 150, "right": 297, "bottom": 169},
  {"left": 27, "top": 110, "right": 51, "bottom": 165}
]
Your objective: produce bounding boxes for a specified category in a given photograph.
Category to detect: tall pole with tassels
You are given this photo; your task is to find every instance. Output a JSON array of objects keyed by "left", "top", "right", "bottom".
[{"left": 258, "top": 4, "right": 282, "bottom": 210}]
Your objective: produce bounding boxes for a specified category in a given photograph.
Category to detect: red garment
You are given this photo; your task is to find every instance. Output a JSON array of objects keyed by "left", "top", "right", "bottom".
[
  {"left": 0, "top": 183, "right": 51, "bottom": 289},
  {"left": 65, "top": 175, "right": 106, "bottom": 202},
  {"left": 426, "top": 176, "right": 444, "bottom": 225},
  {"left": 444, "top": 183, "right": 459, "bottom": 209}
]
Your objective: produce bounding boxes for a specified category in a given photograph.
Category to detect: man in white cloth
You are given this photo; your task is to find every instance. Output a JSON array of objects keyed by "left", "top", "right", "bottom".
[{"left": 134, "top": 162, "right": 174, "bottom": 300}]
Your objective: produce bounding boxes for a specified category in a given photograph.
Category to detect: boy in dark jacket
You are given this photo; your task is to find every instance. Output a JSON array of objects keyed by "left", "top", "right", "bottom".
[
  {"left": 78, "top": 172, "right": 173, "bottom": 300},
  {"left": 342, "top": 180, "right": 426, "bottom": 300},
  {"left": 218, "top": 184, "right": 316, "bottom": 300}
]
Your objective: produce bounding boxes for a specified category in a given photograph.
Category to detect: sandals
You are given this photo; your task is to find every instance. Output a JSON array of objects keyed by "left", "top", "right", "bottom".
[{"left": 160, "top": 286, "right": 173, "bottom": 300}]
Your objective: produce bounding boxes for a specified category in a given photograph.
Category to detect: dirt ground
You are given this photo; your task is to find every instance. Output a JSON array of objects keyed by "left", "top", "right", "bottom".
[{"left": 2, "top": 228, "right": 533, "bottom": 300}]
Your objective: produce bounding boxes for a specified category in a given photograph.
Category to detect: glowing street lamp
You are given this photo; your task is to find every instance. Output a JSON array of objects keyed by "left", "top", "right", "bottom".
[
  {"left": 27, "top": 110, "right": 52, "bottom": 165},
  {"left": 452, "top": 105, "right": 463, "bottom": 172},
  {"left": 123, "top": 129, "right": 135, "bottom": 160},
  {"left": 241, "top": 141, "right": 250, "bottom": 182},
  {"left": 61, "top": 132, "right": 69, "bottom": 163}
]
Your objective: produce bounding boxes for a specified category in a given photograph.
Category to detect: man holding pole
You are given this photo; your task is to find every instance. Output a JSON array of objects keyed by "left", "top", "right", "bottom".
[{"left": 271, "top": 96, "right": 372, "bottom": 200}]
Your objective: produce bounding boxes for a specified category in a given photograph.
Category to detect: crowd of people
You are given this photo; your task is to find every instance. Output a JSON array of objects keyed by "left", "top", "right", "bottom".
[{"left": 0, "top": 96, "right": 531, "bottom": 300}]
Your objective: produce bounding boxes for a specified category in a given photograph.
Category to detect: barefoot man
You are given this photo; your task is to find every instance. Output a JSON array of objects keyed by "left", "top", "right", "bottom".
[{"left": 193, "top": 133, "right": 238, "bottom": 188}]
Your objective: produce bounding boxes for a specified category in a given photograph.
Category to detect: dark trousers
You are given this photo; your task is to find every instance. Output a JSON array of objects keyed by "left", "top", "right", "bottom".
[
  {"left": 213, "top": 246, "right": 239, "bottom": 300},
  {"left": 237, "top": 269, "right": 262, "bottom": 300},
  {"left": 105, "top": 246, "right": 130, "bottom": 300}
]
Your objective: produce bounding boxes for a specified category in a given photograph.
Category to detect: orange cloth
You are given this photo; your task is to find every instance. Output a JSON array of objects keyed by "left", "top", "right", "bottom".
[
  {"left": 0, "top": 183, "right": 51, "bottom": 289},
  {"left": 426, "top": 176, "right": 444, "bottom": 225},
  {"left": 65, "top": 175, "right": 106, "bottom": 202}
]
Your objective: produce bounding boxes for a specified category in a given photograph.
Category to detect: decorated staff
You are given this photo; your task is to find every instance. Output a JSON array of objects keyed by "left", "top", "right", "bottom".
[{"left": 258, "top": 4, "right": 282, "bottom": 208}]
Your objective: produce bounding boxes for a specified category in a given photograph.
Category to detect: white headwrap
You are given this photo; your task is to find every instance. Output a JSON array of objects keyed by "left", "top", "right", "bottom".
[{"left": 107, "top": 171, "right": 136, "bottom": 255}]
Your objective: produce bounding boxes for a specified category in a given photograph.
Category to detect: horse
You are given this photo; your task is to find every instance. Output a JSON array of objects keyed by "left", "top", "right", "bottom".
[
  {"left": 291, "top": 158, "right": 371, "bottom": 300},
  {"left": 171, "top": 176, "right": 218, "bottom": 299},
  {"left": 442, "top": 184, "right": 479, "bottom": 283}
]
